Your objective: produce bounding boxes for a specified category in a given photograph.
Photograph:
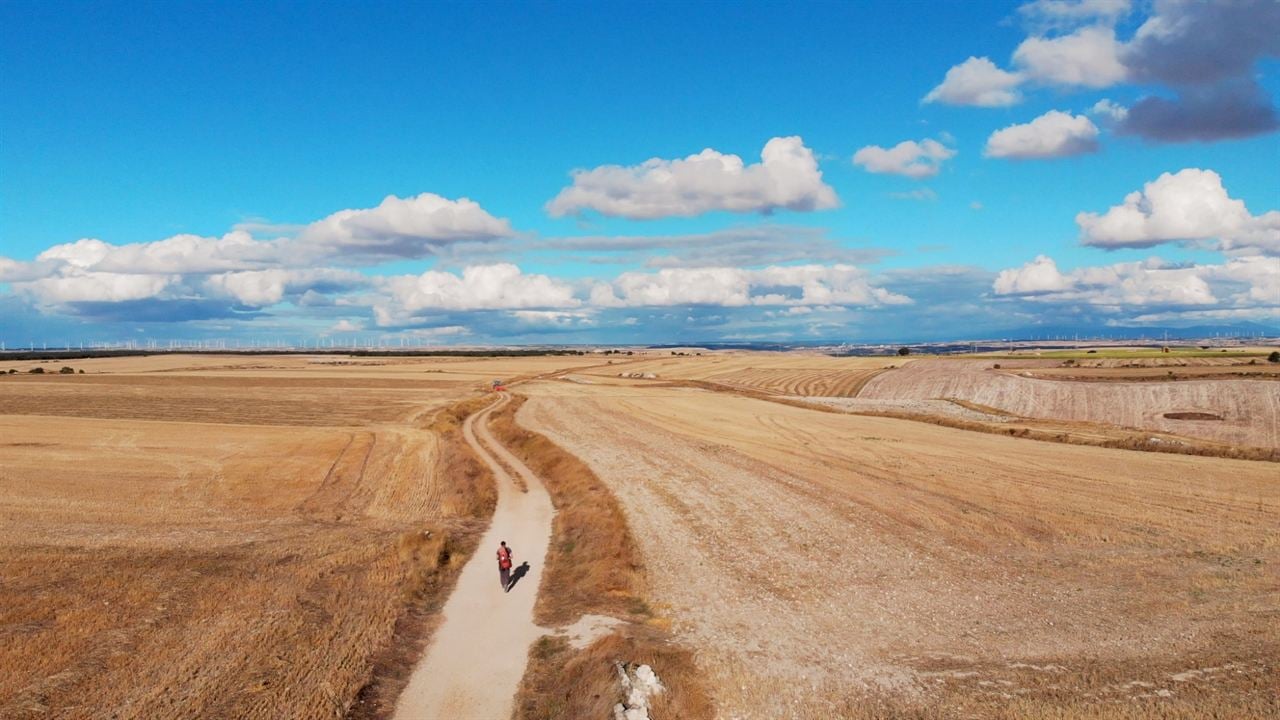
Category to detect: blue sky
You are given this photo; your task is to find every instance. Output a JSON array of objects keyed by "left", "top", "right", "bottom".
[{"left": 2, "top": 0, "right": 1277, "bottom": 345}]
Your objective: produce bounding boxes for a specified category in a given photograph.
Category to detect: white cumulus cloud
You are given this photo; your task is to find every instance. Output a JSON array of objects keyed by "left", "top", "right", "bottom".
[
  {"left": 930, "top": 1, "right": 1279, "bottom": 140},
  {"left": 8, "top": 239, "right": 187, "bottom": 305},
  {"left": 0, "top": 256, "right": 63, "bottom": 283},
  {"left": 853, "top": 138, "right": 956, "bottom": 179},
  {"left": 545, "top": 136, "right": 839, "bottom": 219},
  {"left": 1076, "top": 168, "right": 1280, "bottom": 254},
  {"left": 1013, "top": 26, "right": 1128, "bottom": 87},
  {"left": 36, "top": 238, "right": 115, "bottom": 269},
  {"left": 992, "top": 255, "right": 1072, "bottom": 294},
  {"left": 0, "top": 191, "right": 524, "bottom": 320},
  {"left": 204, "top": 268, "right": 367, "bottom": 307},
  {"left": 2, "top": 196, "right": 513, "bottom": 290},
  {"left": 378, "top": 263, "right": 579, "bottom": 316},
  {"left": 18, "top": 272, "right": 177, "bottom": 305},
  {"left": 297, "top": 193, "right": 513, "bottom": 258},
  {"left": 1017, "top": 0, "right": 1131, "bottom": 30},
  {"left": 592, "top": 265, "right": 910, "bottom": 308},
  {"left": 923, "top": 57, "right": 1023, "bottom": 107},
  {"left": 86, "top": 231, "right": 289, "bottom": 274},
  {"left": 985, "top": 110, "right": 1100, "bottom": 158},
  {"left": 329, "top": 319, "right": 363, "bottom": 333},
  {"left": 1202, "top": 255, "right": 1280, "bottom": 306},
  {"left": 994, "top": 255, "right": 1217, "bottom": 306},
  {"left": 594, "top": 268, "right": 753, "bottom": 307},
  {"left": 22, "top": 233, "right": 281, "bottom": 278},
  {"left": 995, "top": 253, "right": 1279, "bottom": 312},
  {"left": 1090, "top": 98, "right": 1129, "bottom": 121}
]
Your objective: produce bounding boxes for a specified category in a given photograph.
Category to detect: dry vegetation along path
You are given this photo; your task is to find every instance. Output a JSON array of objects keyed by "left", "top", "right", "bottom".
[{"left": 394, "top": 393, "right": 554, "bottom": 720}]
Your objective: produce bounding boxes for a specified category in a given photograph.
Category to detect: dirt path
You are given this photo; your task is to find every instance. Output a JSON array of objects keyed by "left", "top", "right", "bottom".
[{"left": 393, "top": 393, "right": 554, "bottom": 720}]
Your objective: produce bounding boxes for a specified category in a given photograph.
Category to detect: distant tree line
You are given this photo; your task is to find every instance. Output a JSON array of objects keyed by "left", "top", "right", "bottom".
[
  {"left": 3, "top": 366, "right": 83, "bottom": 375},
  {"left": 0, "top": 348, "right": 592, "bottom": 362}
]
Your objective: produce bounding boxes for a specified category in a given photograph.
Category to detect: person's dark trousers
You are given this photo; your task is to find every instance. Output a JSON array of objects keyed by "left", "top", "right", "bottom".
[{"left": 499, "top": 567, "right": 510, "bottom": 590}]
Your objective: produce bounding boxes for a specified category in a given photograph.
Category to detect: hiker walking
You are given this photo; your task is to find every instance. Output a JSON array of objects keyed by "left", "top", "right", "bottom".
[{"left": 497, "top": 541, "right": 514, "bottom": 592}]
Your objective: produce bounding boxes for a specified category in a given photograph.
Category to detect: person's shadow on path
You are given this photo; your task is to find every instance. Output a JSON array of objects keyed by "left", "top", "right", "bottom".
[{"left": 505, "top": 562, "right": 530, "bottom": 592}]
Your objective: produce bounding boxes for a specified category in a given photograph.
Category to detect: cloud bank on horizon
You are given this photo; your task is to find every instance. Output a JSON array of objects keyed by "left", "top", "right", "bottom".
[{"left": 1, "top": 0, "right": 1277, "bottom": 344}]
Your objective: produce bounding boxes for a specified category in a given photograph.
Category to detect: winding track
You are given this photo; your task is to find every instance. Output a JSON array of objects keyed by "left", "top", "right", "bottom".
[{"left": 393, "top": 393, "right": 554, "bottom": 720}]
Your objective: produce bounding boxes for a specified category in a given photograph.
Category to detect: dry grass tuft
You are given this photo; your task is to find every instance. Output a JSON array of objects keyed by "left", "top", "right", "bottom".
[
  {"left": 347, "top": 525, "right": 472, "bottom": 720},
  {"left": 514, "top": 630, "right": 712, "bottom": 720},
  {"left": 422, "top": 395, "right": 500, "bottom": 520}
]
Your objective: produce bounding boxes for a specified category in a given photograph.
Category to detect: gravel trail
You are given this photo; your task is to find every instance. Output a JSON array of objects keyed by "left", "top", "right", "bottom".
[{"left": 393, "top": 393, "right": 554, "bottom": 720}]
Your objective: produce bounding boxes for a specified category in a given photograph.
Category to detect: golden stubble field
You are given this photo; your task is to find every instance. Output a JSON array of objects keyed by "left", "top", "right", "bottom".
[
  {"left": 3, "top": 349, "right": 1278, "bottom": 719},
  {"left": 0, "top": 353, "right": 597, "bottom": 719},
  {"left": 859, "top": 358, "right": 1280, "bottom": 450},
  {"left": 518, "top": 377, "right": 1279, "bottom": 719},
  {"left": 581, "top": 351, "right": 899, "bottom": 397},
  {"left": 578, "top": 350, "right": 1280, "bottom": 452}
]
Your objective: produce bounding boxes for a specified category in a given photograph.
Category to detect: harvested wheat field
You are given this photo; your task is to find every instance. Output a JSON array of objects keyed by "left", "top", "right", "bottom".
[
  {"left": 0, "top": 353, "right": 597, "bottom": 719},
  {"left": 581, "top": 351, "right": 899, "bottom": 397},
  {"left": 1012, "top": 355, "right": 1280, "bottom": 381},
  {"left": 519, "top": 378, "right": 1279, "bottom": 719},
  {"left": 859, "top": 358, "right": 1280, "bottom": 450},
  {"left": 3, "top": 350, "right": 1278, "bottom": 720}
]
